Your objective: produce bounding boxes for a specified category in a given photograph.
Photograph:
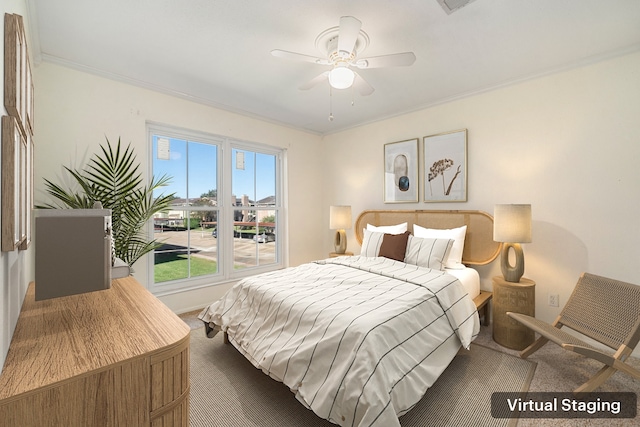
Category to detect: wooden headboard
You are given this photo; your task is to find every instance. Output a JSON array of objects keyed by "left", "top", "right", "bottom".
[{"left": 354, "top": 210, "right": 501, "bottom": 266}]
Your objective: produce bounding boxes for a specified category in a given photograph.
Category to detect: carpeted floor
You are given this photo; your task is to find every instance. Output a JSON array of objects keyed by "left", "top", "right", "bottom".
[
  {"left": 472, "top": 325, "right": 640, "bottom": 427},
  {"left": 181, "top": 310, "right": 640, "bottom": 427},
  {"left": 189, "top": 327, "right": 534, "bottom": 427}
]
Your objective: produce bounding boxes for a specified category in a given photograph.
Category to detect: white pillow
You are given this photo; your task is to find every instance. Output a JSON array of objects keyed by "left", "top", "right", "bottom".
[
  {"left": 360, "top": 229, "right": 385, "bottom": 257},
  {"left": 366, "top": 222, "right": 407, "bottom": 234},
  {"left": 413, "top": 224, "right": 467, "bottom": 269},
  {"left": 404, "top": 236, "right": 454, "bottom": 271}
]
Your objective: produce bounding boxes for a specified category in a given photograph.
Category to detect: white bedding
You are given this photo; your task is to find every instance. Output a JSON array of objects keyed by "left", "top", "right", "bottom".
[
  {"left": 199, "top": 256, "right": 480, "bottom": 427},
  {"left": 445, "top": 266, "right": 480, "bottom": 300}
]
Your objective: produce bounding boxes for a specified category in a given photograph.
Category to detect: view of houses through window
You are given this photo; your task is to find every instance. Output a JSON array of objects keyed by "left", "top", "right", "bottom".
[{"left": 149, "top": 125, "right": 282, "bottom": 294}]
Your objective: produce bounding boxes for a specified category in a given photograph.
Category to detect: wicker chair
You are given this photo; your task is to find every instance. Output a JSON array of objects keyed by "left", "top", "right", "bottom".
[{"left": 507, "top": 272, "right": 640, "bottom": 393}]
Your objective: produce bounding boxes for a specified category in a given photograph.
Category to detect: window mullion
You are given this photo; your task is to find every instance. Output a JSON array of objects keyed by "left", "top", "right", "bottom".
[{"left": 221, "top": 141, "right": 232, "bottom": 280}]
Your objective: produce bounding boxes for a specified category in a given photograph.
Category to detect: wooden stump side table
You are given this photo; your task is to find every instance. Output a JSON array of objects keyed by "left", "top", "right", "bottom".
[{"left": 492, "top": 276, "right": 535, "bottom": 350}]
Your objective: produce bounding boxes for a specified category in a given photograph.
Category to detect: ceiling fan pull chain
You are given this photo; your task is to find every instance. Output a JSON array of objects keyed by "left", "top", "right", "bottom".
[{"left": 328, "top": 85, "right": 334, "bottom": 121}]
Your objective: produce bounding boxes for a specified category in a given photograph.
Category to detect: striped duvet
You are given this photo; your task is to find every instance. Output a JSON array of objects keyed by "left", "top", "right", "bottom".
[{"left": 199, "top": 255, "right": 480, "bottom": 427}]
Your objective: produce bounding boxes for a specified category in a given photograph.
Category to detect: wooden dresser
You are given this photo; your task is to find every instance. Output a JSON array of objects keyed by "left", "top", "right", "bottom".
[{"left": 0, "top": 277, "right": 190, "bottom": 426}]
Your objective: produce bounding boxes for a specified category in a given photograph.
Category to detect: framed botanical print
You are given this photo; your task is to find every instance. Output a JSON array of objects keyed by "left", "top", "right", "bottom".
[
  {"left": 384, "top": 138, "right": 419, "bottom": 203},
  {"left": 423, "top": 129, "right": 467, "bottom": 202}
]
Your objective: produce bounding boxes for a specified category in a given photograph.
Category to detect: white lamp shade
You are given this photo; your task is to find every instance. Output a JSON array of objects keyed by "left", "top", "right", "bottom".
[
  {"left": 330, "top": 205, "right": 352, "bottom": 230},
  {"left": 493, "top": 204, "right": 532, "bottom": 243},
  {"left": 328, "top": 66, "right": 355, "bottom": 89}
]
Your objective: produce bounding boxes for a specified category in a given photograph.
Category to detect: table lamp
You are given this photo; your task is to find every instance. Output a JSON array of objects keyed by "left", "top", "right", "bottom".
[
  {"left": 330, "top": 205, "right": 352, "bottom": 254},
  {"left": 493, "top": 204, "right": 532, "bottom": 283}
]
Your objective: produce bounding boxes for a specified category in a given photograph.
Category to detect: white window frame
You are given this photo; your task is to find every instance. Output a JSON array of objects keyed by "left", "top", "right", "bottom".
[{"left": 147, "top": 122, "right": 286, "bottom": 296}]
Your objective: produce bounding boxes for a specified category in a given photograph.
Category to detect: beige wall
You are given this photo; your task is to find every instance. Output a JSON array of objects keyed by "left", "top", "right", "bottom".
[
  {"left": 322, "top": 51, "right": 640, "bottom": 325},
  {"left": 31, "top": 62, "right": 325, "bottom": 312}
]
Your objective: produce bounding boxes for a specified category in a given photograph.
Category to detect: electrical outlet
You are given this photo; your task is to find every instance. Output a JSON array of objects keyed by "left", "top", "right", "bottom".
[{"left": 548, "top": 294, "right": 559, "bottom": 307}]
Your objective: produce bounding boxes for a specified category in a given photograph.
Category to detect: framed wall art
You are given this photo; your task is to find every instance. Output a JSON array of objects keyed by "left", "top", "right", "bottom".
[
  {"left": 2, "top": 13, "right": 33, "bottom": 251},
  {"left": 2, "top": 115, "right": 25, "bottom": 251},
  {"left": 423, "top": 129, "right": 467, "bottom": 202},
  {"left": 26, "top": 55, "right": 34, "bottom": 135},
  {"left": 383, "top": 138, "right": 419, "bottom": 203},
  {"left": 19, "top": 133, "right": 33, "bottom": 250},
  {"left": 4, "top": 13, "right": 26, "bottom": 137}
]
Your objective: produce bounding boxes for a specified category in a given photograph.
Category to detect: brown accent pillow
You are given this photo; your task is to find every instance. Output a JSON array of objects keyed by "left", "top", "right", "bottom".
[{"left": 378, "top": 231, "right": 411, "bottom": 261}]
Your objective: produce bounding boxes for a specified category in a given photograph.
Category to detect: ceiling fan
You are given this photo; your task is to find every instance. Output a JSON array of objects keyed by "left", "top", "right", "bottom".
[{"left": 271, "top": 16, "right": 416, "bottom": 96}]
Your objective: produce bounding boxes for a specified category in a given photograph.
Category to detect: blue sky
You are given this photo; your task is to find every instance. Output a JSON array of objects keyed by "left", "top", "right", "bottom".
[{"left": 152, "top": 136, "right": 276, "bottom": 202}]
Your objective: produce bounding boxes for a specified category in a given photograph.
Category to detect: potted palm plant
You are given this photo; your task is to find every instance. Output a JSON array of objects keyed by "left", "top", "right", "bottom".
[{"left": 38, "top": 138, "right": 175, "bottom": 267}]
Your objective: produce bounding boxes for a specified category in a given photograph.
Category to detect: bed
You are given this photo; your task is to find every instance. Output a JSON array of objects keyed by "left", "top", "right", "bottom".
[{"left": 199, "top": 209, "right": 500, "bottom": 427}]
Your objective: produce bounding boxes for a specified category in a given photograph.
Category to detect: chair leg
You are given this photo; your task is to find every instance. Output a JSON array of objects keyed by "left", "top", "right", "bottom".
[
  {"left": 574, "top": 365, "right": 618, "bottom": 394},
  {"left": 611, "top": 358, "right": 640, "bottom": 381},
  {"left": 519, "top": 336, "right": 549, "bottom": 359}
]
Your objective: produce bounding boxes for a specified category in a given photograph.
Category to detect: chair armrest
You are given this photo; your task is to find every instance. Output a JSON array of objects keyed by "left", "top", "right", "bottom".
[{"left": 563, "top": 344, "right": 615, "bottom": 366}]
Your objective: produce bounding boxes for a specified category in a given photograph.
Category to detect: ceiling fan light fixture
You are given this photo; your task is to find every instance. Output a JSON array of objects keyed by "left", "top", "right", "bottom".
[
  {"left": 273, "top": 16, "right": 413, "bottom": 96},
  {"left": 328, "top": 65, "right": 355, "bottom": 89}
]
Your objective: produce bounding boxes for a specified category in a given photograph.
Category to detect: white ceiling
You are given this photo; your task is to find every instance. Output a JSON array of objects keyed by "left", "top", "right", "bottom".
[{"left": 28, "top": 0, "right": 640, "bottom": 135}]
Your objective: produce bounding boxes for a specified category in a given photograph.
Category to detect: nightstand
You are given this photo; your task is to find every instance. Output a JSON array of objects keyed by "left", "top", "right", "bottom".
[
  {"left": 492, "top": 276, "right": 535, "bottom": 350},
  {"left": 473, "top": 291, "right": 493, "bottom": 326},
  {"left": 329, "top": 251, "right": 354, "bottom": 257}
]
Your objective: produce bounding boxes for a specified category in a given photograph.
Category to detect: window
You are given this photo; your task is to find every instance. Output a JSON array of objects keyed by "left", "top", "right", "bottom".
[{"left": 148, "top": 124, "right": 283, "bottom": 294}]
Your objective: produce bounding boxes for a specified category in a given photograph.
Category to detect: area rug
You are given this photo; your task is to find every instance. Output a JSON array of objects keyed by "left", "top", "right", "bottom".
[{"left": 189, "top": 328, "right": 536, "bottom": 427}]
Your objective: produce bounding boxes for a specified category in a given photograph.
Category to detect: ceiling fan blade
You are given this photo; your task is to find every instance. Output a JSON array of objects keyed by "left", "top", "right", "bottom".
[
  {"left": 353, "top": 72, "right": 374, "bottom": 96},
  {"left": 354, "top": 52, "right": 416, "bottom": 69},
  {"left": 271, "top": 49, "right": 331, "bottom": 65},
  {"left": 337, "top": 16, "right": 362, "bottom": 56},
  {"left": 299, "top": 71, "right": 329, "bottom": 90}
]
